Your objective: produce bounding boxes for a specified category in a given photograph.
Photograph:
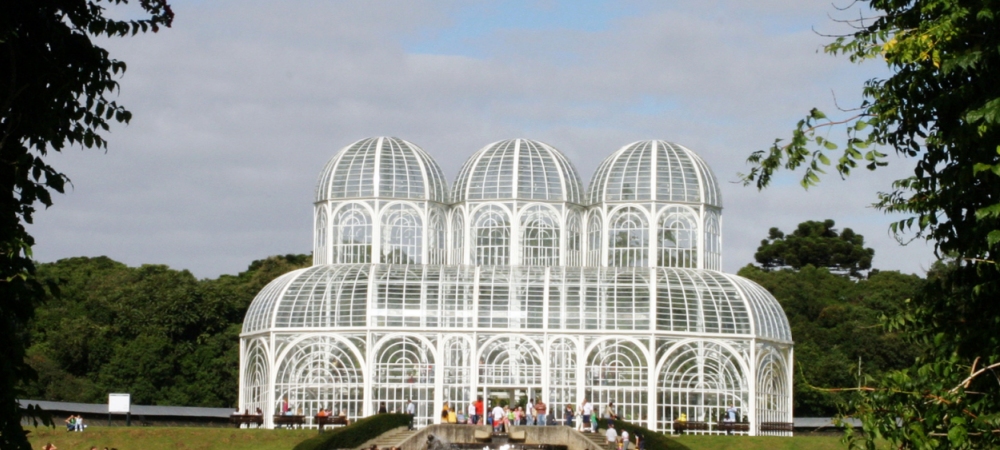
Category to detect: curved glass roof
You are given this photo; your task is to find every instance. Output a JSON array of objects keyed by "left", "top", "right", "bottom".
[
  {"left": 242, "top": 264, "right": 791, "bottom": 342},
  {"left": 452, "top": 139, "right": 584, "bottom": 204},
  {"left": 588, "top": 140, "right": 721, "bottom": 207},
  {"left": 316, "top": 137, "right": 449, "bottom": 203}
]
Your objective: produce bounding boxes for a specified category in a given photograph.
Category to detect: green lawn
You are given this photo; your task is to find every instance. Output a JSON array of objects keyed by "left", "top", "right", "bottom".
[
  {"left": 27, "top": 426, "right": 315, "bottom": 450},
  {"left": 25, "top": 426, "right": 850, "bottom": 450}
]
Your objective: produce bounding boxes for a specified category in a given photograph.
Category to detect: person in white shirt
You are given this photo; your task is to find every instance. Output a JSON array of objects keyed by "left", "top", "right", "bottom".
[
  {"left": 621, "top": 430, "right": 630, "bottom": 450},
  {"left": 605, "top": 423, "right": 618, "bottom": 449},
  {"left": 492, "top": 404, "right": 506, "bottom": 432},
  {"left": 582, "top": 399, "right": 594, "bottom": 432},
  {"left": 468, "top": 402, "right": 477, "bottom": 425},
  {"left": 405, "top": 399, "right": 416, "bottom": 430},
  {"left": 526, "top": 398, "right": 535, "bottom": 425}
]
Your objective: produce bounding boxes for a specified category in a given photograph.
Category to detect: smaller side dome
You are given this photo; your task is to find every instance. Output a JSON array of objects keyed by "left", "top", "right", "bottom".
[
  {"left": 452, "top": 139, "right": 584, "bottom": 204},
  {"left": 588, "top": 140, "right": 721, "bottom": 207},
  {"left": 316, "top": 137, "right": 448, "bottom": 203}
]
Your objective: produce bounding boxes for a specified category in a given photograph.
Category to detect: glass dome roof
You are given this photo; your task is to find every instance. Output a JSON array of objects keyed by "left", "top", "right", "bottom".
[
  {"left": 315, "top": 137, "right": 448, "bottom": 203},
  {"left": 588, "top": 140, "right": 721, "bottom": 207},
  {"left": 452, "top": 139, "right": 584, "bottom": 204},
  {"left": 242, "top": 264, "right": 791, "bottom": 342}
]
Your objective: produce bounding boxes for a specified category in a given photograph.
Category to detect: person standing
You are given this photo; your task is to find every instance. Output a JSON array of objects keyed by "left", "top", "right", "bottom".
[
  {"left": 405, "top": 399, "right": 416, "bottom": 430},
  {"left": 564, "top": 404, "right": 573, "bottom": 426},
  {"left": 526, "top": 398, "right": 535, "bottom": 425},
  {"left": 582, "top": 399, "right": 594, "bottom": 432},
  {"left": 468, "top": 402, "right": 478, "bottom": 426},
  {"left": 492, "top": 403, "right": 505, "bottom": 432},
  {"left": 621, "top": 429, "right": 630, "bottom": 450},
  {"left": 533, "top": 398, "right": 547, "bottom": 426},
  {"left": 378, "top": 402, "right": 388, "bottom": 414},
  {"left": 474, "top": 397, "right": 484, "bottom": 425}
]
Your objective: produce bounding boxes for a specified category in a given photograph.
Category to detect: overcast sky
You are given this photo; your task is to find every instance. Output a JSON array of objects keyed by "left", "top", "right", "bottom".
[{"left": 29, "top": 0, "right": 936, "bottom": 279}]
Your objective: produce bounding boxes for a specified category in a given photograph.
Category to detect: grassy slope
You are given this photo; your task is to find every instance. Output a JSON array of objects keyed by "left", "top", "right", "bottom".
[{"left": 26, "top": 426, "right": 847, "bottom": 450}]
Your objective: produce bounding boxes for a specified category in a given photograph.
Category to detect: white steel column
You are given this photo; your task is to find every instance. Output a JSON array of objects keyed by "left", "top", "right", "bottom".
[
  {"left": 748, "top": 340, "right": 758, "bottom": 436},
  {"left": 786, "top": 346, "right": 795, "bottom": 427},
  {"left": 646, "top": 335, "right": 657, "bottom": 431},
  {"left": 238, "top": 338, "right": 246, "bottom": 412},
  {"left": 434, "top": 334, "right": 445, "bottom": 424},
  {"left": 363, "top": 331, "right": 373, "bottom": 418},
  {"left": 266, "top": 332, "right": 276, "bottom": 429}
]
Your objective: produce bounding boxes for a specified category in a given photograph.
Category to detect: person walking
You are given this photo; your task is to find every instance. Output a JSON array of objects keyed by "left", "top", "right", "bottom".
[
  {"left": 492, "top": 403, "right": 505, "bottom": 432},
  {"left": 621, "top": 429, "right": 630, "bottom": 450},
  {"left": 405, "top": 399, "right": 416, "bottom": 430},
  {"left": 468, "top": 401, "right": 478, "bottom": 426},
  {"left": 605, "top": 423, "right": 618, "bottom": 450}
]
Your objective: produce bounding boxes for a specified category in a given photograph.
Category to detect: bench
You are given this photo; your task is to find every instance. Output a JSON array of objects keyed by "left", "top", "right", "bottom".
[
  {"left": 716, "top": 422, "right": 750, "bottom": 433},
  {"left": 273, "top": 415, "right": 305, "bottom": 429},
  {"left": 315, "top": 415, "right": 349, "bottom": 431},
  {"left": 230, "top": 414, "right": 263, "bottom": 428},
  {"left": 759, "top": 422, "right": 794, "bottom": 432},
  {"left": 672, "top": 421, "right": 710, "bottom": 434}
]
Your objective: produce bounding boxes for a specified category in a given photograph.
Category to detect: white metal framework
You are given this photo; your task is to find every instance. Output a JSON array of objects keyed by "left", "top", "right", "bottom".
[{"left": 240, "top": 137, "right": 793, "bottom": 436}]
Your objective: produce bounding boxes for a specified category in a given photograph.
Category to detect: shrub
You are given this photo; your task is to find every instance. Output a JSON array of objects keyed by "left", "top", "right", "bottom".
[
  {"left": 597, "top": 418, "right": 690, "bottom": 450},
  {"left": 293, "top": 413, "right": 410, "bottom": 450}
]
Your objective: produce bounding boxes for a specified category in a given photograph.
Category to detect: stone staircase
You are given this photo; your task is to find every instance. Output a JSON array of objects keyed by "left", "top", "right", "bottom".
[
  {"left": 582, "top": 428, "right": 611, "bottom": 450},
  {"left": 354, "top": 426, "right": 416, "bottom": 449}
]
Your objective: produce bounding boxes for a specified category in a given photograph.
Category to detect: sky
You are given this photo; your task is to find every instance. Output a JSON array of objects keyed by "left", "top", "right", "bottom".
[{"left": 28, "top": 0, "right": 936, "bottom": 279}]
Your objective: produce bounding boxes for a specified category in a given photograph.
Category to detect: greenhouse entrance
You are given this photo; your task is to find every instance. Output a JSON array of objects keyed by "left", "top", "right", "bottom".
[{"left": 482, "top": 386, "right": 539, "bottom": 413}]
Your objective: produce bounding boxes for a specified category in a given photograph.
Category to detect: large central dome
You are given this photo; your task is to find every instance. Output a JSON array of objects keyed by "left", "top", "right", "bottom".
[{"left": 452, "top": 139, "right": 584, "bottom": 203}]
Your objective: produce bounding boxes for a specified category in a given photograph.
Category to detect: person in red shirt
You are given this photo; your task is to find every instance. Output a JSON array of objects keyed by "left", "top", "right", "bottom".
[
  {"left": 474, "top": 397, "right": 484, "bottom": 425},
  {"left": 534, "top": 398, "right": 547, "bottom": 426}
]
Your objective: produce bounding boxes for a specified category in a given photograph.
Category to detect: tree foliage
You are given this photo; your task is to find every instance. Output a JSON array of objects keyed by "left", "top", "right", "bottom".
[
  {"left": 739, "top": 262, "right": 921, "bottom": 416},
  {"left": 741, "top": 1, "right": 1000, "bottom": 447},
  {"left": 1, "top": 2, "right": 172, "bottom": 448},
  {"left": 18, "top": 254, "right": 310, "bottom": 407},
  {"left": 754, "top": 219, "right": 874, "bottom": 277}
]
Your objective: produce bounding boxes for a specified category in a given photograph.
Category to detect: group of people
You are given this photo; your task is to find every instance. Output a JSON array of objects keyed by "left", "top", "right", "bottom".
[
  {"left": 485, "top": 397, "right": 549, "bottom": 432},
  {"left": 64, "top": 415, "right": 85, "bottom": 432},
  {"left": 604, "top": 423, "right": 640, "bottom": 450}
]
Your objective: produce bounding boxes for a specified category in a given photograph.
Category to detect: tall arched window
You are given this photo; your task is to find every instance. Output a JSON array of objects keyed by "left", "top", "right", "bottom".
[
  {"left": 520, "top": 205, "right": 559, "bottom": 266},
  {"left": 427, "top": 208, "right": 446, "bottom": 264},
  {"left": 473, "top": 205, "right": 510, "bottom": 266},
  {"left": 566, "top": 211, "right": 582, "bottom": 266},
  {"left": 587, "top": 211, "right": 603, "bottom": 266},
  {"left": 336, "top": 204, "right": 372, "bottom": 264},
  {"left": 316, "top": 208, "right": 327, "bottom": 249},
  {"left": 705, "top": 210, "right": 721, "bottom": 271},
  {"left": 608, "top": 207, "right": 648, "bottom": 267},
  {"left": 657, "top": 206, "right": 698, "bottom": 268},
  {"left": 382, "top": 203, "right": 423, "bottom": 264},
  {"left": 450, "top": 211, "right": 465, "bottom": 264}
]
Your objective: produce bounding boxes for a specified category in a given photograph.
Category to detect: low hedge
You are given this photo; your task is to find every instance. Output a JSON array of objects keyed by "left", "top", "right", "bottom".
[
  {"left": 597, "top": 418, "right": 691, "bottom": 450},
  {"left": 293, "top": 413, "right": 411, "bottom": 450}
]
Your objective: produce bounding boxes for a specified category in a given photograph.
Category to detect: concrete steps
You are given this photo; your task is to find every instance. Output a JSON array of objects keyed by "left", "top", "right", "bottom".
[
  {"left": 354, "top": 426, "right": 415, "bottom": 450},
  {"left": 583, "top": 428, "right": 611, "bottom": 450}
]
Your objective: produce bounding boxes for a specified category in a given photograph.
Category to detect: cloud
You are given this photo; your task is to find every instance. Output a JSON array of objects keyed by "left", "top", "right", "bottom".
[{"left": 28, "top": 0, "right": 934, "bottom": 277}]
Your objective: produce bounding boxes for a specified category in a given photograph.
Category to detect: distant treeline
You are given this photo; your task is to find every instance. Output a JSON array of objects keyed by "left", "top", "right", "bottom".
[
  {"left": 21, "top": 254, "right": 923, "bottom": 415},
  {"left": 19, "top": 255, "right": 310, "bottom": 408}
]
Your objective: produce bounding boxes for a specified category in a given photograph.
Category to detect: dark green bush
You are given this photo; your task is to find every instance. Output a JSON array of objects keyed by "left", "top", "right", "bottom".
[
  {"left": 293, "top": 413, "right": 411, "bottom": 450},
  {"left": 597, "top": 418, "right": 690, "bottom": 450}
]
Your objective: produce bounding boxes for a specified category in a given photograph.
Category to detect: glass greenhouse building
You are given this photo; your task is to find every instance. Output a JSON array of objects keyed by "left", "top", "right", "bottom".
[{"left": 239, "top": 137, "right": 793, "bottom": 435}]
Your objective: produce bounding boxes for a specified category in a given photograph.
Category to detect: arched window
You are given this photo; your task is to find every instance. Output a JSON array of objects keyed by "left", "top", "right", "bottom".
[
  {"left": 427, "top": 208, "right": 446, "bottom": 265},
  {"left": 382, "top": 204, "right": 422, "bottom": 264},
  {"left": 587, "top": 211, "right": 602, "bottom": 266},
  {"left": 566, "top": 212, "right": 582, "bottom": 266},
  {"left": 608, "top": 207, "right": 648, "bottom": 267},
  {"left": 520, "top": 205, "right": 559, "bottom": 266},
  {"left": 473, "top": 205, "right": 510, "bottom": 266},
  {"left": 705, "top": 211, "right": 721, "bottom": 271},
  {"left": 450, "top": 211, "right": 465, "bottom": 265},
  {"left": 316, "top": 208, "right": 327, "bottom": 249},
  {"left": 336, "top": 204, "right": 371, "bottom": 264},
  {"left": 657, "top": 207, "right": 698, "bottom": 268}
]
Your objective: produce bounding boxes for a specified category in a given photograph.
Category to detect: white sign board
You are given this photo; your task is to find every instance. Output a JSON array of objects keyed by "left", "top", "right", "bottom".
[{"left": 108, "top": 393, "right": 130, "bottom": 413}]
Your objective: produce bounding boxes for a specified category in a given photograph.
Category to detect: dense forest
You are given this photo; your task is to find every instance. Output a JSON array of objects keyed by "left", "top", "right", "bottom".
[
  {"left": 19, "top": 221, "right": 923, "bottom": 415},
  {"left": 18, "top": 254, "right": 310, "bottom": 407}
]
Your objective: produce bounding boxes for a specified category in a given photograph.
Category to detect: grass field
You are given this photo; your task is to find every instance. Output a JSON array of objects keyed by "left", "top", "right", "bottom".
[{"left": 26, "top": 426, "right": 849, "bottom": 450}]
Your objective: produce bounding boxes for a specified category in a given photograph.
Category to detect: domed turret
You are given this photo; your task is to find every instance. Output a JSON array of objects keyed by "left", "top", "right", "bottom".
[
  {"left": 312, "top": 137, "right": 448, "bottom": 266},
  {"left": 316, "top": 136, "right": 448, "bottom": 203},
  {"left": 588, "top": 140, "right": 720, "bottom": 207},
  {"left": 452, "top": 139, "right": 583, "bottom": 204}
]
